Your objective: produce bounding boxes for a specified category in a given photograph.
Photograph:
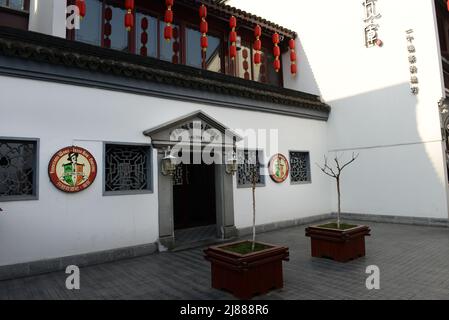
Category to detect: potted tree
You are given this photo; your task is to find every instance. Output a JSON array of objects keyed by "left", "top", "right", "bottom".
[
  {"left": 305, "top": 153, "right": 370, "bottom": 262},
  {"left": 204, "top": 158, "right": 289, "bottom": 299}
]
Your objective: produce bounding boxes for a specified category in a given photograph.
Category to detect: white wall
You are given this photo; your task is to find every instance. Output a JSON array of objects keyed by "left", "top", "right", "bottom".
[
  {"left": 229, "top": 0, "right": 449, "bottom": 218},
  {"left": 0, "top": 75, "right": 331, "bottom": 266}
]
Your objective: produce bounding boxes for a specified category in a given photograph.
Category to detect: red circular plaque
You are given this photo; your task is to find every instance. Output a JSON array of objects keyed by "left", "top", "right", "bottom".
[
  {"left": 268, "top": 153, "right": 289, "bottom": 183},
  {"left": 48, "top": 146, "right": 97, "bottom": 193}
]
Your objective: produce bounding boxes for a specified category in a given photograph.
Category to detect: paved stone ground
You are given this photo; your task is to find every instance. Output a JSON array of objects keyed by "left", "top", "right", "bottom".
[{"left": 1, "top": 220, "right": 449, "bottom": 300}]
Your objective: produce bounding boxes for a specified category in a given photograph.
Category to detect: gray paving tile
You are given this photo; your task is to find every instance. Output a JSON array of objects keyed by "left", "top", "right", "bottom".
[{"left": 1, "top": 220, "right": 449, "bottom": 299}]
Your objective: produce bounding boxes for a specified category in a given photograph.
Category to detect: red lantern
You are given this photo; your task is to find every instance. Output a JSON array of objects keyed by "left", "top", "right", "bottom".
[
  {"left": 291, "top": 63, "right": 297, "bottom": 75},
  {"left": 289, "top": 38, "right": 297, "bottom": 76},
  {"left": 254, "top": 39, "right": 261, "bottom": 51},
  {"left": 273, "top": 59, "right": 281, "bottom": 71},
  {"left": 165, "top": 10, "right": 173, "bottom": 23},
  {"left": 200, "top": 21, "right": 208, "bottom": 34},
  {"left": 141, "top": 32, "right": 148, "bottom": 45},
  {"left": 201, "top": 36, "right": 208, "bottom": 49},
  {"left": 199, "top": 5, "right": 208, "bottom": 54},
  {"left": 253, "top": 25, "right": 262, "bottom": 65},
  {"left": 254, "top": 52, "right": 261, "bottom": 65},
  {"left": 230, "top": 16, "right": 237, "bottom": 29},
  {"left": 104, "top": 7, "right": 112, "bottom": 21},
  {"left": 104, "top": 23, "right": 112, "bottom": 37},
  {"left": 140, "top": 17, "right": 148, "bottom": 57},
  {"left": 164, "top": 0, "right": 175, "bottom": 41},
  {"left": 229, "top": 16, "right": 237, "bottom": 60},
  {"left": 272, "top": 33, "right": 280, "bottom": 45},
  {"left": 447, "top": 0, "right": 449, "bottom": 11},
  {"left": 125, "top": 12, "right": 134, "bottom": 31},
  {"left": 141, "top": 17, "right": 148, "bottom": 30},
  {"left": 199, "top": 5, "right": 207, "bottom": 18},
  {"left": 124, "top": 0, "right": 134, "bottom": 32},
  {"left": 229, "top": 31, "right": 237, "bottom": 43},
  {"left": 230, "top": 45, "right": 237, "bottom": 59},
  {"left": 76, "top": 0, "right": 86, "bottom": 19},
  {"left": 164, "top": 25, "right": 173, "bottom": 40},
  {"left": 272, "top": 33, "right": 280, "bottom": 72},
  {"left": 104, "top": 7, "right": 112, "bottom": 48}
]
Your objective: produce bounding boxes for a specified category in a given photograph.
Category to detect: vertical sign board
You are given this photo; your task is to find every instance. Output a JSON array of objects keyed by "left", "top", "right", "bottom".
[{"left": 363, "top": 0, "right": 383, "bottom": 48}]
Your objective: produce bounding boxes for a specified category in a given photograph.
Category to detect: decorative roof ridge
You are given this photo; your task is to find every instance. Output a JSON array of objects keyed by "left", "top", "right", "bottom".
[
  {"left": 0, "top": 27, "right": 330, "bottom": 114},
  {"left": 195, "top": 0, "right": 297, "bottom": 39}
]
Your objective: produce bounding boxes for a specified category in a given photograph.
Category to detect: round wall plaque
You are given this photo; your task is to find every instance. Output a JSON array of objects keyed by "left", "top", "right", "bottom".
[
  {"left": 268, "top": 153, "right": 289, "bottom": 183},
  {"left": 48, "top": 146, "right": 97, "bottom": 193}
]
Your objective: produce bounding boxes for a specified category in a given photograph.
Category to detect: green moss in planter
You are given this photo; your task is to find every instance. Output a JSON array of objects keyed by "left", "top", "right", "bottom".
[
  {"left": 318, "top": 223, "right": 358, "bottom": 230},
  {"left": 221, "top": 241, "right": 273, "bottom": 255}
]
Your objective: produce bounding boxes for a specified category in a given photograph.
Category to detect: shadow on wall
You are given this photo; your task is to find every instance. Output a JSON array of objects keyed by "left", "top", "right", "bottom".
[
  {"left": 324, "top": 83, "right": 448, "bottom": 218},
  {"left": 286, "top": 38, "right": 323, "bottom": 98}
]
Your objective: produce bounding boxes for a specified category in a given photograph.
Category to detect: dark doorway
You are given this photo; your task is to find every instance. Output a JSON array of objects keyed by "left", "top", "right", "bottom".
[{"left": 173, "top": 163, "right": 216, "bottom": 230}]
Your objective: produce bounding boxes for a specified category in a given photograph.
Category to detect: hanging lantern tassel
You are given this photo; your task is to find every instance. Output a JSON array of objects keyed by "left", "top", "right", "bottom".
[
  {"left": 164, "top": 0, "right": 174, "bottom": 41},
  {"left": 272, "top": 33, "right": 280, "bottom": 73},
  {"left": 289, "top": 39, "right": 297, "bottom": 76},
  {"left": 124, "top": 0, "right": 134, "bottom": 32},
  {"left": 76, "top": 0, "right": 86, "bottom": 20},
  {"left": 254, "top": 25, "right": 262, "bottom": 65},
  {"left": 199, "top": 5, "right": 208, "bottom": 53},
  {"left": 229, "top": 16, "right": 237, "bottom": 60}
]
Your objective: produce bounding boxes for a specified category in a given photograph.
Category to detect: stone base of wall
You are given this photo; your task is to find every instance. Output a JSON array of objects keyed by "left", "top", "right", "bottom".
[
  {"left": 0, "top": 243, "right": 158, "bottom": 281},
  {"left": 237, "top": 213, "right": 333, "bottom": 237},
  {"left": 338, "top": 212, "right": 449, "bottom": 228},
  {"left": 1, "top": 212, "right": 447, "bottom": 281}
]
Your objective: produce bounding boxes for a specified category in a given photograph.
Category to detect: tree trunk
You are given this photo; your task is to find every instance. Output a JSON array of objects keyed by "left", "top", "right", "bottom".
[
  {"left": 336, "top": 176, "right": 341, "bottom": 229},
  {"left": 251, "top": 181, "right": 256, "bottom": 251}
]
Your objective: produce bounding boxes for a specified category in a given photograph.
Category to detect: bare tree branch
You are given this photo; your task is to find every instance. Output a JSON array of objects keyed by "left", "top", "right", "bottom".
[
  {"left": 324, "top": 156, "right": 338, "bottom": 177},
  {"left": 340, "top": 152, "right": 359, "bottom": 172},
  {"left": 316, "top": 156, "right": 337, "bottom": 178},
  {"left": 317, "top": 152, "right": 359, "bottom": 229},
  {"left": 316, "top": 163, "right": 337, "bottom": 178}
]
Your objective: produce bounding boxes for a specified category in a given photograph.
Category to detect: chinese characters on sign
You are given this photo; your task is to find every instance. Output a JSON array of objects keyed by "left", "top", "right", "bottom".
[
  {"left": 406, "top": 29, "right": 419, "bottom": 95},
  {"left": 363, "top": 0, "right": 383, "bottom": 48}
]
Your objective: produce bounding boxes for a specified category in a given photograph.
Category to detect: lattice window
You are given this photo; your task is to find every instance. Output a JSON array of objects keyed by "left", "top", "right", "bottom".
[
  {"left": 0, "top": 138, "right": 38, "bottom": 201},
  {"left": 289, "top": 151, "right": 311, "bottom": 184},
  {"left": 236, "top": 149, "right": 265, "bottom": 188},
  {"left": 104, "top": 144, "right": 152, "bottom": 194}
]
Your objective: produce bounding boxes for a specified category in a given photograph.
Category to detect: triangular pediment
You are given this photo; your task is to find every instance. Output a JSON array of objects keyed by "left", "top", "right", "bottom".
[{"left": 143, "top": 110, "right": 242, "bottom": 147}]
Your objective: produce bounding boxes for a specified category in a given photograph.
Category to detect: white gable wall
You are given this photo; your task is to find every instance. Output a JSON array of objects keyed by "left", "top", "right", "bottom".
[{"left": 229, "top": 0, "right": 449, "bottom": 218}]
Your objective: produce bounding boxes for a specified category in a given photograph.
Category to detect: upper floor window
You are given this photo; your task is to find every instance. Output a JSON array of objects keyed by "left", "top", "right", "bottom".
[
  {"left": 71, "top": 0, "right": 283, "bottom": 86},
  {"left": 0, "top": 138, "right": 38, "bottom": 202},
  {"left": 0, "top": 0, "right": 27, "bottom": 11},
  {"left": 0, "top": 0, "right": 29, "bottom": 30}
]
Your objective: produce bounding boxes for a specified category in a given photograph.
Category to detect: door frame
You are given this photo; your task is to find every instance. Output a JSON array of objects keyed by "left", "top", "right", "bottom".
[{"left": 157, "top": 148, "right": 237, "bottom": 249}]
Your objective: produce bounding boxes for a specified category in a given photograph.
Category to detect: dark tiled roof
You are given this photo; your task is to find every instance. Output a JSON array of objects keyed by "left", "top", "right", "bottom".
[
  {"left": 0, "top": 27, "right": 329, "bottom": 115},
  {"left": 194, "top": 0, "right": 297, "bottom": 39}
]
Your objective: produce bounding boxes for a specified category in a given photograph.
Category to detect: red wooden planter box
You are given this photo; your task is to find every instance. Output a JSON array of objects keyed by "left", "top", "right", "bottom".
[
  {"left": 305, "top": 225, "right": 370, "bottom": 262},
  {"left": 204, "top": 241, "right": 289, "bottom": 299}
]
